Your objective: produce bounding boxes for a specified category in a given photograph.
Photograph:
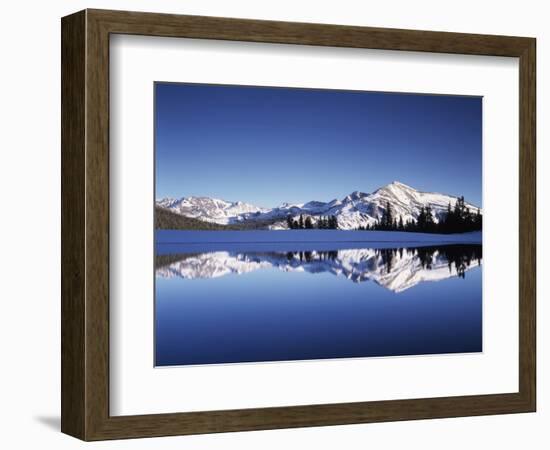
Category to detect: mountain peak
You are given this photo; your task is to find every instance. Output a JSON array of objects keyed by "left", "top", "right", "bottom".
[
  {"left": 345, "top": 191, "right": 368, "bottom": 201},
  {"left": 388, "top": 181, "right": 414, "bottom": 190},
  {"left": 372, "top": 181, "right": 417, "bottom": 197}
]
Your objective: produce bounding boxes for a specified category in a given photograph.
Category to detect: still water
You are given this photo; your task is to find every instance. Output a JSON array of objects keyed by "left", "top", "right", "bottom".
[{"left": 155, "top": 244, "right": 482, "bottom": 366}]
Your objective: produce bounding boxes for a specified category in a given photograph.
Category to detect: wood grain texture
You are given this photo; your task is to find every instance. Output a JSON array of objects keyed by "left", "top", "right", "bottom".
[
  {"left": 61, "top": 10, "right": 86, "bottom": 439},
  {"left": 89, "top": 8, "right": 532, "bottom": 56},
  {"left": 518, "top": 39, "right": 536, "bottom": 410},
  {"left": 85, "top": 9, "right": 111, "bottom": 440},
  {"left": 61, "top": 9, "right": 536, "bottom": 441}
]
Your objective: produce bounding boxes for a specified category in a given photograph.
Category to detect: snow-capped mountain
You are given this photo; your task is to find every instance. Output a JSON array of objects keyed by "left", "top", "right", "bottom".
[
  {"left": 156, "top": 196, "right": 268, "bottom": 224},
  {"left": 156, "top": 246, "right": 482, "bottom": 293},
  {"left": 156, "top": 181, "right": 480, "bottom": 230}
]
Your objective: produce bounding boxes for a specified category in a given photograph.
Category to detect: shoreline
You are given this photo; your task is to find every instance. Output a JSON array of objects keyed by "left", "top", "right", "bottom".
[{"left": 155, "top": 230, "right": 482, "bottom": 254}]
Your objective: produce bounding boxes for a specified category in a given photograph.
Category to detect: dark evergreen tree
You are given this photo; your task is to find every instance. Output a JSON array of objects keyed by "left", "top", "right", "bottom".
[
  {"left": 436, "top": 197, "right": 482, "bottom": 234},
  {"left": 425, "top": 205, "right": 435, "bottom": 232},
  {"left": 353, "top": 197, "right": 481, "bottom": 235},
  {"left": 381, "top": 201, "right": 394, "bottom": 230},
  {"left": 475, "top": 208, "right": 482, "bottom": 230},
  {"left": 417, "top": 207, "right": 426, "bottom": 230},
  {"left": 286, "top": 216, "right": 294, "bottom": 229}
]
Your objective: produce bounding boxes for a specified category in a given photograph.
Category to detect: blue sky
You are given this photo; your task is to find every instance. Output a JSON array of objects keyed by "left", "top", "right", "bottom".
[{"left": 155, "top": 83, "right": 482, "bottom": 207}]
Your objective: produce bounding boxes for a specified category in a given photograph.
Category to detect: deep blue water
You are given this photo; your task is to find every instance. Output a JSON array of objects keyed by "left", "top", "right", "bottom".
[{"left": 155, "top": 245, "right": 482, "bottom": 366}]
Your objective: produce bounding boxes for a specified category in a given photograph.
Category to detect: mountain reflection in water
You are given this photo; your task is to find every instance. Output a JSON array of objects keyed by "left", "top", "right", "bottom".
[{"left": 155, "top": 244, "right": 481, "bottom": 293}]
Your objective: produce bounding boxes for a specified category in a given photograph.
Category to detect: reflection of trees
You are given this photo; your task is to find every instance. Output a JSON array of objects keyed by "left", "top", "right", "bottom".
[
  {"left": 285, "top": 250, "right": 338, "bottom": 262},
  {"left": 400, "top": 245, "right": 482, "bottom": 277},
  {"left": 375, "top": 245, "right": 481, "bottom": 277},
  {"left": 157, "top": 245, "right": 482, "bottom": 283},
  {"left": 439, "top": 245, "right": 483, "bottom": 278},
  {"left": 416, "top": 247, "right": 435, "bottom": 270},
  {"left": 377, "top": 248, "right": 395, "bottom": 274}
]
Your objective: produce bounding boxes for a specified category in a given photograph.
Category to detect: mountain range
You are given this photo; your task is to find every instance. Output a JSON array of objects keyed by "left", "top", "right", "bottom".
[{"left": 156, "top": 181, "right": 481, "bottom": 230}]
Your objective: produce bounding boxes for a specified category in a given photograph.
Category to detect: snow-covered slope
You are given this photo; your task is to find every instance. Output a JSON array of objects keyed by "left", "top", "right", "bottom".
[
  {"left": 156, "top": 181, "right": 480, "bottom": 230},
  {"left": 156, "top": 246, "right": 481, "bottom": 293},
  {"left": 156, "top": 196, "right": 268, "bottom": 225}
]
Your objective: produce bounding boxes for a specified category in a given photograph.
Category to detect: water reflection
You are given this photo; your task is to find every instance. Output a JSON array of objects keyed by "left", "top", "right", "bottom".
[{"left": 156, "top": 244, "right": 481, "bottom": 293}]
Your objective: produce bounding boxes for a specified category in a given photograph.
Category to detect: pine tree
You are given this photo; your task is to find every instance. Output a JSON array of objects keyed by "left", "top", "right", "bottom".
[
  {"left": 425, "top": 205, "right": 435, "bottom": 232},
  {"left": 454, "top": 196, "right": 466, "bottom": 223},
  {"left": 475, "top": 208, "right": 482, "bottom": 230},
  {"left": 286, "top": 216, "right": 294, "bottom": 229},
  {"left": 437, "top": 196, "right": 483, "bottom": 234},
  {"left": 440, "top": 202, "right": 453, "bottom": 233},
  {"left": 417, "top": 207, "right": 426, "bottom": 231},
  {"left": 381, "top": 201, "right": 394, "bottom": 230},
  {"left": 305, "top": 216, "right": 313, "bottom": 229},
  {"left": 299, "top": 214, "right": 304, "bottom": 229}
]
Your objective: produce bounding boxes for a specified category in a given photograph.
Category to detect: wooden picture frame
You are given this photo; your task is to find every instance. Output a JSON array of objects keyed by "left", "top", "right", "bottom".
[{"left": 61, "top": 9, "right": 536, "bottom": 441}]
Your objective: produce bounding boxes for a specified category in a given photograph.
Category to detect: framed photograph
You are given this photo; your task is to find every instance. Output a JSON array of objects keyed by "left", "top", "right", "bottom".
[{"left": 61, "top": 9, "right": 536, "bottom": 440}]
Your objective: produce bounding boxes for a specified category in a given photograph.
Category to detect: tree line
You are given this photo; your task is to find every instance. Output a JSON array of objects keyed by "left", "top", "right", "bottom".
[
  {"left": 287, "top": 214, "right": 338, "bottom": 229},
  {"left": 284, "top": 197, "right": 481, "bottom": 234},
  {"left": 376, "top": 244, "right": 482, "bottom": 276},
  {"left": 356, "top": 197, "right": 482, "bottom": 234}
]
